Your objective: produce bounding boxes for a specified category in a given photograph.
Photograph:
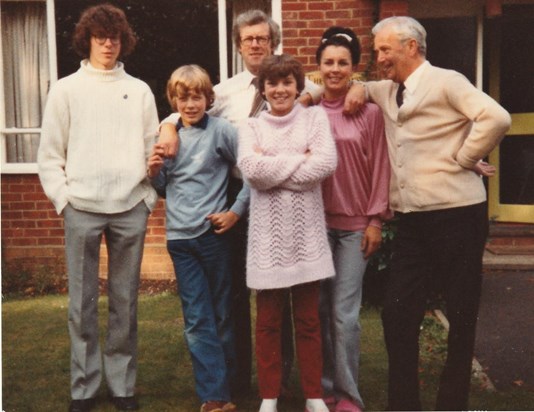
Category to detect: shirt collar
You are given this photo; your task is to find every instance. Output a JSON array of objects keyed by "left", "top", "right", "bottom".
[
  {"left": 176, "top": 114, "right": 209, "bottom": 131},
  {"left": 243, "top": 69, "right": 258, "bottom": 88},
  {"left": 403, "top": 60, "right": 430, "bottom": 95}
]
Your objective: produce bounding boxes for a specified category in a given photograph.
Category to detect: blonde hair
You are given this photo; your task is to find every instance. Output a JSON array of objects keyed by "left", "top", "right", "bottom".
[{"left": 166, "top": 65, "right": 215, "bottom": 112}]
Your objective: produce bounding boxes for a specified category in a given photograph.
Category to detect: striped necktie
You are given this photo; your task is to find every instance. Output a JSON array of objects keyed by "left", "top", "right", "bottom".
[{"left": 249, "top": 77, "right": 267, "bottom": 118}]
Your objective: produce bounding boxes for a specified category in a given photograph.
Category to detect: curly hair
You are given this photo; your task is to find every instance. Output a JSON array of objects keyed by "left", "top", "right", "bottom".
[
  {"left": 166, "top": 65, "right": 215, "bottom": 112},
  {"left": 72, "top": 3, "right": 137, "bottom": 59},
  {"left": 258, "top": 54, "right": 305, "bottom": 97}
]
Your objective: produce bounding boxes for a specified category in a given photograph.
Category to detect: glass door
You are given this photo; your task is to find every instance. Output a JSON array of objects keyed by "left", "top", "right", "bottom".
[{"left": 487, "top": 3, "right": 534, "bottom": 223}]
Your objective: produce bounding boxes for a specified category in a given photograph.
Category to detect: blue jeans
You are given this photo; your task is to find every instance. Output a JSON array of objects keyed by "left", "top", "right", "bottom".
[
  {"left": 320, "top": 229, "right": 367, "bottom": 408},
  {"left": 167, "top": 229, "right": 236, "bottom": 403}
]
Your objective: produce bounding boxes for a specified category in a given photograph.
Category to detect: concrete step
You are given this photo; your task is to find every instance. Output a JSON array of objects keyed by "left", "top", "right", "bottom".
[{"left": 483, "top": 249, "right": 534, "bottom": 271}]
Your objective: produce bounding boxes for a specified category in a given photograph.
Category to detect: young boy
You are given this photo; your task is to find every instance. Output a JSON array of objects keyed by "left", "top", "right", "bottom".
[{"left": 147, "top": 65, "right": 248, "bottom": 412}]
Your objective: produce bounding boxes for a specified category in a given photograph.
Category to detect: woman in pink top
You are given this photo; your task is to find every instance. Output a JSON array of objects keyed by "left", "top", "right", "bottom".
[{"left": 316, "top": 27, "right": 391, "bottom": 412}]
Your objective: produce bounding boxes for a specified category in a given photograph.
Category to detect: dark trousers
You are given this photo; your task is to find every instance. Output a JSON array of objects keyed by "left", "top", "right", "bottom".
[
  {"left": 228, "top": 212, "right": 252, "bottom": 395},
  {"left": 382, "top": 202, "right": 488, "bottom": 411}
]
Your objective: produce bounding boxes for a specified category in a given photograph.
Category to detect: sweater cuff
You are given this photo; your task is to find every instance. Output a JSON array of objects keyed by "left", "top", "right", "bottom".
[{"left": 368, "top": 216, "right": 382, "bottom": 229}]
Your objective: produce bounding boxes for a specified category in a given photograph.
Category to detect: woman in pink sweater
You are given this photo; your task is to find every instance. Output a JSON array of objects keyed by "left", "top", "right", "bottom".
[
  {"left": 238, "top": 54, "right": 337, "bottom": 412},
  {"left": 316, "top": 27, "right": 391, "bottom": 412}
]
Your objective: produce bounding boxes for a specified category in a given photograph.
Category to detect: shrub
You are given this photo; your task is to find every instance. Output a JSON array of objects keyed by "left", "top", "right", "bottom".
[{"left": 1, "top": 261, "right": 67, "bottom": 298}]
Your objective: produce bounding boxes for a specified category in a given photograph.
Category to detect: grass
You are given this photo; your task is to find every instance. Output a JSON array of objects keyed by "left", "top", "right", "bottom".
[{"left": 2, "top": 293, "right": 533, "bottom": 411}]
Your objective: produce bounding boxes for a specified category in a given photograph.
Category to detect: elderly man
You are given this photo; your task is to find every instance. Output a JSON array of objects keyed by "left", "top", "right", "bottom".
[{"left": 356, "top": 16, "right": 510, "bottom": 411}]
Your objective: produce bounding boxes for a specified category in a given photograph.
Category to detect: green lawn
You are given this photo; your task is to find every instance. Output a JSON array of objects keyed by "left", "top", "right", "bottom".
[{"left": 2, "top": 293, "right": 533, "bottom": 411}]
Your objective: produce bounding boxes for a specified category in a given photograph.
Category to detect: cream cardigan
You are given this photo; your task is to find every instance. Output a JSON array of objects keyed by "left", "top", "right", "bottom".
[{"left": 366, "top": 63, "right": 511, "bottom": 213}]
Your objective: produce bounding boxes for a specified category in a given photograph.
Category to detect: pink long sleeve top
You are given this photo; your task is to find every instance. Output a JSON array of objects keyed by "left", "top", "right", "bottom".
[{"left": 320, "top": 97, "right": 391, "bottom": 231}]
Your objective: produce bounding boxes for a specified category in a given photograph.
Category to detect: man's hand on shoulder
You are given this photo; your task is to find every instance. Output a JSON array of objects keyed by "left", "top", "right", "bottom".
[
  {"left": 158, "top": 123, "right": 180, "bottom": 158},
  {"left": 298, "top": 92, "right": 314, "bottom": 108},
  {"left": 343, "top": 82, "right": 367, "bottom": 115}
]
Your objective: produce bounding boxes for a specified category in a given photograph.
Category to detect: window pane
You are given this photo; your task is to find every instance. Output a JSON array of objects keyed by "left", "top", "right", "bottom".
[
  {"left": 418, "top": 17, "right": 477, "bottom": 84},
  {"left": 499, "top": 135, "right": 534, "bottom": 205},
  {"left": 499, "top": 5, "right": 534, "bottom": 114},
  {"left": 5, "top": 133, "right": 41, "bottom": 164},
  {"left": 1, "top": 2, "right": 49, "bottom": 163}
]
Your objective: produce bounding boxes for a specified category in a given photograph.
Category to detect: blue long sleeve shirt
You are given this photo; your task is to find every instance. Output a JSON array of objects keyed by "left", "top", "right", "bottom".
[{"left": 151, "top": 114, "right": 249, "bottom": 240}]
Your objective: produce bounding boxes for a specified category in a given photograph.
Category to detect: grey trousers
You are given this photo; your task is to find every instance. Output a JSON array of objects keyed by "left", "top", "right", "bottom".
[
  {"left": 320, "top": 229, "right": 367, "bottom": 408},
  {"left": 64, "top": 202, "right": 149, "bottom": 400}
]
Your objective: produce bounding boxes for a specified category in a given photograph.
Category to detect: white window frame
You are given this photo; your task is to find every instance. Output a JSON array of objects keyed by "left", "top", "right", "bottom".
[{"left": 0, "top": 0, "right": 57, "bottom": 174}]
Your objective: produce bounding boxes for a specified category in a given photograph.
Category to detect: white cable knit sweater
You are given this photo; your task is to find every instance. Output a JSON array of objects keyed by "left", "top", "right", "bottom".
[
  {"left": 238, "top": 104, "right": 337, "bottom": 290},
  {"left": 38, "top": 60, "right": 159, "bottom": 215}
]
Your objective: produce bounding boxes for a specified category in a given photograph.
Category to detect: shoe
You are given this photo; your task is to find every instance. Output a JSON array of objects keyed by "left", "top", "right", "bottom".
[
  {"left": 69, "top": 398, "right": 96, "bottom": 412},
  {"left": 200, "top": 401, "right": 237, "bottom": 412},
  {"left": 259, "top": 398, "right": 278, "bottom": 412},
  {"left": 111, "top": 396, "right": 139, "bottom": 410},
  {"left": 305, "top": 398, "right": 329, "bottom": 412},
  {"left": 324, "top": 397, "right": 336, "bottom": 412},
  {"left": 335, "top": 398, "right": 362, "bottom": 412}
]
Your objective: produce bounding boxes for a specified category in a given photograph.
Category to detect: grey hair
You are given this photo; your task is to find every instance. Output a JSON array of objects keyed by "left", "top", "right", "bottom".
[
  {"left": 372, "top": 16, "right": 427, "bottom": 56},
  {"left": 232, "top": 9, "right": 281, "bottom": 50}
]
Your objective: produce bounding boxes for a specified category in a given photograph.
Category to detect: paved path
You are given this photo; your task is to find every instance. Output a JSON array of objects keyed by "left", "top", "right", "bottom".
[{"left": 474, "top": 270, "right": 534, "bottom": 390}]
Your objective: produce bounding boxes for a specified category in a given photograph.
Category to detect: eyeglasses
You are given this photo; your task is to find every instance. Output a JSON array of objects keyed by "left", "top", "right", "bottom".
[
  {"left": 92, "top": 35, "right": 121, "bottom": 45},
  {"left": 241, "top": 36, "right": 271, "bottom": 46}
]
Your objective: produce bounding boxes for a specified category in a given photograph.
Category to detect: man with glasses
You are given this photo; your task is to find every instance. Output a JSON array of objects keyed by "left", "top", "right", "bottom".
[
  {"left": 38, "top": 4, "right": 159, "bottom": 411},
  {"left": 159, "top": 9, "right": 320, "bottom": 398}
]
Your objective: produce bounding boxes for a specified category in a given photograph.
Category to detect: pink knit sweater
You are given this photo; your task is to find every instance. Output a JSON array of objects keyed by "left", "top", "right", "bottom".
[{"left": 237, "top": 104, "right": 337, "bottom": 290}]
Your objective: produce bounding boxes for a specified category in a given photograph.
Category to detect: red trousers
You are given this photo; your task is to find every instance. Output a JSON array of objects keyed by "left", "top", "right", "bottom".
[{"left": 255, "top": 281, "right": 323, "bottom": 399}]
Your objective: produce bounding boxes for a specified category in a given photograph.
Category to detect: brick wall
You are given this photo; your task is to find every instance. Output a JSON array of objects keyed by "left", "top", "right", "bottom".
[
  {"left": 379, "top": 0, "right": 409, "bottom": 19},
  {"left": 281, "top": 0, "right": 408, "bottom": 75},
  {"left": 1, "top": 174, "right": 174, "bottom": 280},
  {"left": 282, "top": 0, "right": 378, "bottom": 74}
]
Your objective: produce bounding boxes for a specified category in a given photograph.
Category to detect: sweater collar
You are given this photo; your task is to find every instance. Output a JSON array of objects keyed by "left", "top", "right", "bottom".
[
  {"left": 260, "top": 103, "right": 303, "bottom": 124},
  {"left": 320, "top": 95, "right": 345, "bottom": 110},
  {"left": 80, "top": 59, "right": 126, "bottom": 82}
]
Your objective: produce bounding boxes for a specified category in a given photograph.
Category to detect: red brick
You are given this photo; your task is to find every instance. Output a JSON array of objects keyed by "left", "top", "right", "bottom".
[
  {"left": 38, "top": 219, "right": 63, "bottom": 228},
  {"left": 283, "top": 2, "right": 307, "bottom": 11},
  {"left": 23, "top": 210, "right": 50, "bottom": 220},
  {"left": 24, "top": 228, "right": 50, "bottom": 237},
  {"left": 283, "top": 19, "right": 307, "bottom": 29},
  {"left": 325, "top": 10, "right": 352, "bottom": 19},
  {"left": 299, "top": 11, "right": 325, "bottom": 20},
  {"left": 10, "top": 237, "right": 38, "bottom": 246},
  {"left": 37, "top": 237, "right": 64, "bottom": 246},
  {"left": 9, "top": 184, "right": 36, "bottom": 193},
  {"left": 2, "top": 210, "right": 23, "bottom": 220},
  {"left": 1, "top": 193, "right": 23, "bottom": 202},
  {"left": 299, "top": 29, "right": 325, "bottom": 38},
  {"left": 309, "top": 2, "right": 334, "bottom": 10}
]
